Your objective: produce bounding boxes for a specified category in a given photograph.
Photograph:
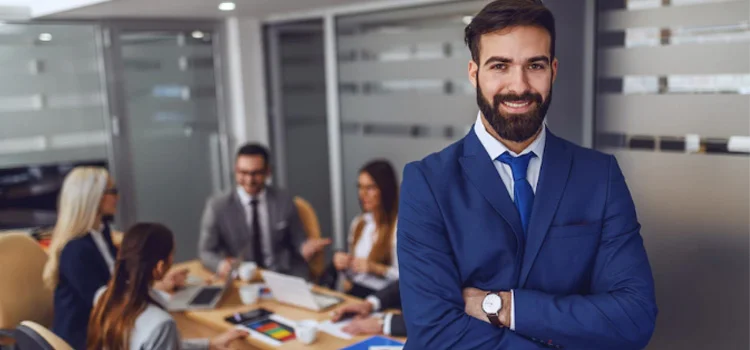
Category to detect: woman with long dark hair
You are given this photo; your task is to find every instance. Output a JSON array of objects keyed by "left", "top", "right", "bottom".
[
  {"left": 88, "top": 223, "right": 247, "bottom": 350},
  {"left": 46, "top": 167, "right": 188, "bottom": 348},
  {"left": 332, "top": 159, "right": 400, "bottom": 298}
]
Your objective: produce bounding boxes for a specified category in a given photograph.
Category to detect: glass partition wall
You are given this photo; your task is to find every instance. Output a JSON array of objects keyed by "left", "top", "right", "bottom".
[
  {"left": 0, "top": 23, "right": 109, "bottom": 230},
  {"left": 595, "top": 0, "right": 750, "bottom": 348},
  {"left": 103, "top": 22, "right": 230, "bottom": 262}
]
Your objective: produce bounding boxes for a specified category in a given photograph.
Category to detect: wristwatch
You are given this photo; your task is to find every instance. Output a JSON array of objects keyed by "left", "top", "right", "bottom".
[{"left": 482, "top": 292, "right": 504, "bottom": 327}]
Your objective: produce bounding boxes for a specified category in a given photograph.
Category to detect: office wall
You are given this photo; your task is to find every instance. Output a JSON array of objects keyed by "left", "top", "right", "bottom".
[
  {"left": 225, "top": 17, "right": 270, "bottom": 150},
  {"left": 0, "top": 24, "right": 108, "bottom": 168},
  {"left": 595, "top": 1, "right": 750, "bottom": 348}
]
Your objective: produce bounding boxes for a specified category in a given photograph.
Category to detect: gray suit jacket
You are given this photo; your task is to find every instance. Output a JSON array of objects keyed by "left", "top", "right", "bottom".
[
  {"left": 198, "top": 186, "right": 309, "bottom": 279},
  {"left": 93, "top": 288, "right": 209, "bottom": 350},
  {"left": 130, "top": 304, "right": 209, "bottom": 350}
]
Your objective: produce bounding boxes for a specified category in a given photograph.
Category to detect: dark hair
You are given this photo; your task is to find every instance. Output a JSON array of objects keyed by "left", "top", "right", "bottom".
[
  {"left": 236, "top": 143, "right": 270, "bottom": 166},
  {"left": 355, "top": 160, "right": 399, "bottom": 264},
  {"left": 87, "top": 223, "right": 175, "bottom": 350},
  {"left": 464, "top": 0, "right": 556, "bottom": 63}
]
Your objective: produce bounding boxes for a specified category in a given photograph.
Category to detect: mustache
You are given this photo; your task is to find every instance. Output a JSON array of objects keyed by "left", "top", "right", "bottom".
[{"left": 493, "top": 92, "right": 543, "bottom": 106}]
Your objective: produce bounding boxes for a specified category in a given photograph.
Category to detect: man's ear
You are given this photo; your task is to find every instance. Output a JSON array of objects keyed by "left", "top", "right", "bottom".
[
  {"left": 468, "top": 60, "right": 479, "bottom": 88},
  {"left": 551, "top": 57, "right": 559, "bottom": 84}
]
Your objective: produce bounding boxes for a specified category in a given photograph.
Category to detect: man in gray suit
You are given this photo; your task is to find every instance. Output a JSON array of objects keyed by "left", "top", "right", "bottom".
[{"left": 198, "top": 143, "right": 331, "bottom": 279}]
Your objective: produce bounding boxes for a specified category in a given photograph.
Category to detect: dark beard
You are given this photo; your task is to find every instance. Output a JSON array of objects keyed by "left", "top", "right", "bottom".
[{"left": 476, "top": 79, "right": 552, "bottom": 143}]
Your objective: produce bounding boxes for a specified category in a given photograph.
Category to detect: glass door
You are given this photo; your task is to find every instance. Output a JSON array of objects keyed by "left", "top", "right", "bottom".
[
  {"left": 103, "top": 22, "right": 229, "bottom": 262},
  {"left": 265, "top": 20, "right": 334, "bottom": 245}
]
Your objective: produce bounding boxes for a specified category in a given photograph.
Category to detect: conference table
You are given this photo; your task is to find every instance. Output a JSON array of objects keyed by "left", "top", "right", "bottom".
[{"left": 171, "top": 260, "right": 405, "bottom": 350}]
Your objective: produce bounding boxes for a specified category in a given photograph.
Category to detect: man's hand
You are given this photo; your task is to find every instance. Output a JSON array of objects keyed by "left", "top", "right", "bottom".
[
  {"left": 331, "top": 302, "right": 374, "bottom": 322},
  {"left": 156, "top": 267, "right": 189, "bottom": 293},
  {"left": 342, "top": 317, "right": 384, "bottom": 336},
  {"left": 351, "top": 258, "right": 370, "bottom": 274},
  {"left": 462, "top": 287, "right": 512, "bottom": 327},
  {"left": 209, "top": 329, "right": 248, "bottom": 350},
  {"left": 333, "top": 252, "right": 352, "bottom": 271},
  {"left": 300, "top": 238, "right": 332, "bottom": 261},
  {"left": 217, "top": 258, "right": 237, "bottom": 280}
]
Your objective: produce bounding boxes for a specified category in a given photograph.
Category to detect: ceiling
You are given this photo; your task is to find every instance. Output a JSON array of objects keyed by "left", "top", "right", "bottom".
[{"left": 41, "top": 0, "right": 384, "bottom": 19}]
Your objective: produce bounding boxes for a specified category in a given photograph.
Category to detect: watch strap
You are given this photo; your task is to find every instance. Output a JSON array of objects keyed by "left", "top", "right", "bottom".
[{"left": 487, "top": 313, "right": 502, "bottom": 327}]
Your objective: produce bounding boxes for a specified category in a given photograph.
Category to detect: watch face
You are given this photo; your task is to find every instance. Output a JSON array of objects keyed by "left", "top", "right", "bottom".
[{"left": 482, "top": 293, "right": 502, "bottom": 314}]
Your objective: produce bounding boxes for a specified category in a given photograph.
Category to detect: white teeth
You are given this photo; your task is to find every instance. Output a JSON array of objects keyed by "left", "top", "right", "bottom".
[{"left": 503, "top": 101, "right": 530, "bottom": 108}]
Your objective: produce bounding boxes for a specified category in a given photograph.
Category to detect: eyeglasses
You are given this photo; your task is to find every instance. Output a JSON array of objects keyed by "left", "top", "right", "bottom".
[
  {"left": 236, "top": 169, "right": 267, "bottom": 177},
  {"left": 104, "top": 188, "right": 119, "bottom": 195}
]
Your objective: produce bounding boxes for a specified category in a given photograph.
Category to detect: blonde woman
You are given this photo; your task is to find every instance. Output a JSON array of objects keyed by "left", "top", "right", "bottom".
[
  {"left": 43, "top": 167, "right": 188, "bottom": 349},
  {"left": 42, "top": 167, "right": 118, "bottom": 349}
]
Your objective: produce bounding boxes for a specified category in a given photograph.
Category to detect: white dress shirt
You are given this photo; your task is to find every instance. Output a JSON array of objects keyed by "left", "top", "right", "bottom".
[
  {"left": 348, "top": 213, "right": 399, "bottom": 291},
  {"left": 236, "top": 187, "right": 274, "bottom": 268},
  {"left": 473, "top": 112, "right": 547, "bottom": 331}
]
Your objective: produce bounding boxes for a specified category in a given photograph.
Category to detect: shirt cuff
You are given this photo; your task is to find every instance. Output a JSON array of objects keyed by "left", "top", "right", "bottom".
[
  {"left": 182, "top": 338, "right": 210, "bottom": 350},
  {"left": 510, "top": 289, "right": 516, "bottom": 331},
  {"left": 366, "top": 295, "right": 382, "bottom": 312},
  {"left": 383, "top": 313, "right": 393, "bottom": 336},
  {"left": 384, "top": 266, "right": 399, "bottom": 280}
]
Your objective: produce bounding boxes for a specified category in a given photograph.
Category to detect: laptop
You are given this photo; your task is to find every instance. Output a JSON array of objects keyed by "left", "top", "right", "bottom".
[
  {"left": 164, "top": 264, "right": 235, "bottom": 312},
  {"left": 261, "top": 270, "right": 344, "bottom": 311}
]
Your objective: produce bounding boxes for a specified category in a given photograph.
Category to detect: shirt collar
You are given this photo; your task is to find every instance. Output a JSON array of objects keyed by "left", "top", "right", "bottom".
[
  {"left": 473, "top": 112, "right": 546, "bottom": 162},
  {"left": 362, "top": 212, "right": 374, "bottom": 224},
  {"left": 236, "top": 187, "right": 266, "bottom": 205},
  {"left": 149, "top": 289, "right": 170, "bottom": 308}
]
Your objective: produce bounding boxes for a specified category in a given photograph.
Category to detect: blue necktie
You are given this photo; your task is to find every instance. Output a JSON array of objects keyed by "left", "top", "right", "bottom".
[{"left": 497, "top": 151, "right": 537, "bottom": 236}]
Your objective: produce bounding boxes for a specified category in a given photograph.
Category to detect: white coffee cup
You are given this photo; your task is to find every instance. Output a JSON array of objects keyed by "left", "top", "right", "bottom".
[
  {"left": 295, "top": 320, "right": 318, "bottom": 345},
  {"left": 238, "top": 262, "right": 258, "bottom": 282},
  {"left": 239, "top": 285, "right": 260, "bottom": 305}
]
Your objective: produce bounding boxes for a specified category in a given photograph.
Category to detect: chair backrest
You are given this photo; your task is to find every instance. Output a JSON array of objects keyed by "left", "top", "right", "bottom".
[
  {"left": 0, "top": 233, "right": 53, "bottom": 329},
  {"left": 16, "top": 321, "right": 73, "bottom": 350},
  {"left": 293, "top": 196, "right": 325, "bottom": 281}
]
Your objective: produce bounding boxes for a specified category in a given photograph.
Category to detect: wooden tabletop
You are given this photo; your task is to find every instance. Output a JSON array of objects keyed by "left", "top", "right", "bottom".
[{"left": 172, "top": 260, "right": 405, "bottom": 350}]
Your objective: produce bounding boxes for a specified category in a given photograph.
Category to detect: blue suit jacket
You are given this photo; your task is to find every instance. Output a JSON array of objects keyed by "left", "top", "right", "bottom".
[
  {"left": 398, "top": 129, "right": 657, "bottom": 349},
  {"left": 52, "top": 224, "right": 117, "bottom": 350}
]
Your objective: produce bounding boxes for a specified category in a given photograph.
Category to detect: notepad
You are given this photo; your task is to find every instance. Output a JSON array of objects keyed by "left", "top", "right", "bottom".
[
  {"left": 338, "top": 335, "right": 404, "bottom": 350},
  {"left": 238, "top": 314, "right": 297, "bottom": 347}
]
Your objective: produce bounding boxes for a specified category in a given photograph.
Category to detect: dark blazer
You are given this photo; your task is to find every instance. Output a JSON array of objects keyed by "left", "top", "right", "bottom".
[
  {"left": 374, "top": 282, "right": 406, "bottom": 337},
  {"left": 52, "top": 224, "right": 117, "bottom": 350},
  {"left": 198, "top": 186, "right": 309, "bottom": 279},
  {"left": 398, "top": 129, "right": 657, "bottom": 349}
]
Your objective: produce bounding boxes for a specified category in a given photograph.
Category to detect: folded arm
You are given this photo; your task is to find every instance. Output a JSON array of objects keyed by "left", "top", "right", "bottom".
[
  {"left": 398, "top": 163, "right": 542, "bottom": 349},
  {"left": 463, "top": 157, "right": 658, "bottom": 349},
  {"left": 513, "top": 157, "right": 657, "bottom": 349}
]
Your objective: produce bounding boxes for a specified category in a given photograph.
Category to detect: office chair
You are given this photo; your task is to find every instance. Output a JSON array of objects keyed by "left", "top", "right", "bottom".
[
  {"left": 0, "top": 233, "right": 54, "bottom": 335},
  {"left": 293, "top": 196, "right": 326, "bottom": 282},
  {"left": 0, "top": 321, "right": 73, "bottom": 350}
]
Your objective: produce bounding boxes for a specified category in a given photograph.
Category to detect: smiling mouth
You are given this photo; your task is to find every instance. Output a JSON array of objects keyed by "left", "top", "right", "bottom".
[{"left": 502, "top": 100, "right": 532, "bottom": 108}]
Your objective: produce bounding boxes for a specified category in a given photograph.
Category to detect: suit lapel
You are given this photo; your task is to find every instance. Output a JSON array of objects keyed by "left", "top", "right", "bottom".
[
  {"left": 265, "top": 187, "right": 278, "bottom": 240},
  {"left": 459, "top": 129, "right": 525, "bottom": 248},
  {"left": 519, "top": 130, "right": 572, "bottom": 286}
]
